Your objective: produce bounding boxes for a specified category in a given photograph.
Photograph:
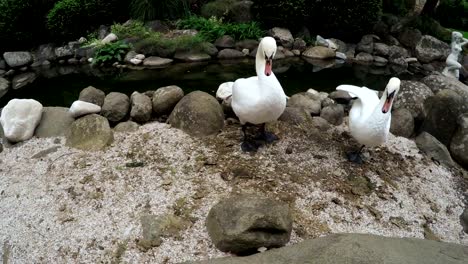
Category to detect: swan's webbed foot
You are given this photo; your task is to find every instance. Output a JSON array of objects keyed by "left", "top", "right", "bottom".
[
  {"left": 241, "top": 140, "right": 259, "bottom": 152},
  {"left": 255, "top": 123, "right": 279, "bottom": 144},
  {"left": 347, "top": 151, "right": 363, "bottom": 164}
]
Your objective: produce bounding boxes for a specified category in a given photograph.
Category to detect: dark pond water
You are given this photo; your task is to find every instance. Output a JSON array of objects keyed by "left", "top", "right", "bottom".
[{"left": 0, "top": 57, "right": 416, "bottom": 107}]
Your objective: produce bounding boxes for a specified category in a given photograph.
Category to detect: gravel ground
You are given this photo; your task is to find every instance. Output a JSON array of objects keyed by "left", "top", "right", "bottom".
[{"left": 0, "top": 119, "right": 467, "bottom": 263}]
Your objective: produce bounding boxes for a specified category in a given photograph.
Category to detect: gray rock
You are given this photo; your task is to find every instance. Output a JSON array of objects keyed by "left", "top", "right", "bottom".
[
  {"left": 0, "top": 77, "right": 9, "bottom": 98},
  {"left": 130, "top": 92, "right": 152, "bottom": 123},
  {"left": 124, "top": 51, "right": 138, "bottom": 63},
  {"left": 79, "top": 86, "right": 106, "bottom": 107},
  {"left": 114, "top": 121, "right": 139, "bottom": 133},
  {"left": 335, "top": 52, "right": 347, "bottom": 60},
  {"left": 168, "top": 91, "right": 224, "bottom": 137},
  {"left": 3, "top": 52, "right": 33, "bottom": 67},
  {"left": 101, "top": 33, "right": 118, "bottom": 44},
  {"left": 206, "top": 194, "right": 292, "bottom": 254},
  {"left": 302, "top": 46, "right": 335, "bottom": 60},
  {"left": 321, "top": 98, "right": 335, "bottom": 108},
  {"left": 174, "top": 51, "right": 211, "bottom": 62},
  {"left": 329, "top": 90, "right": 352, "bottom": 104},
  {"left": 75, "top": 46, "right": 96, "bottom": 58},
  {"left": 356, "top": 35, "right": 374, "bottom": 54},
  {"left": 101, "top": 92, "right": 130, "bottom": 123},
  {"left": 415, "top": 35, "right": 450, "bottom": 63},
  {"left": 450, "top": 114, "right": 468, "bottom": 168},
  {"left": 186, "top": 233, "right": 468, "bottom": 264},
  {"left": 421, "top": 74, "right": 468, "bottom": 99},
  {"left": 217, "top": 49, "right": 245, "bottom": 60},
  {"left": 398, "top": 27, "right": 422, "bottom": 49},
  {"left": 152, "top": 85, "right": 184, "bottom": 115},
  {"left": 0, "top": 59, "right": 5, "bottom": 69},
  {"left": 12, "top": 72, "right": 37, "bottom": 89},
  {"left": 287, "top": 93, "right": 321, "bottom": 116},
  {"left": 137, "top": 214, "right": 189, "bottom": 252},
  {"left": 329, "top": 38, "right": 347, "bottom": 53},
  {"left": 215, "top": 35, "right": 236, "bottom": 49},
  {"left": 416, "top": 132, "right": 454, "bottom": 168},
  {"left": 373, "top": 43, "right": 390, "bottom": 56},
  {"left": 373, "top": 56, "right": 388, "bottom": 66},
  {"left": 422, "top": 89, "right": 466, "bottom": 146},
  {"left": 201, "top": 42, "right": 219, "bottom": 57},
  {"left": 65, "top": 114, "right": 113, "bottom": 151},
  {"left": 390, "top": 108, "right": 414, "bottom": 138},
  {"left": 34, "top": 107, "right": 75, "bottom": 138},
  {"left": 388, "top": 45, "right": 410, "bottom": 59},
  {"left": 268, "top": 27, "right": 294, "bottom": 49},
  {"left": 236, "top": 39, "right": 259, "bottom": 51},
  {"left": 320, "top": 104, "right": 344, "bottom": 125},
  {"left": 36, "top": 44, "right": 56, "bottom": 62},
  {"left": 279, "top": 107, "right": 313, "bottom": 126},
  {"left": 355, "top": 52, "right": 374, "bottom": 64},
  {"left": 461, "top": 208, "right": 468, "bottom": 234},
  {"left": 230, "top": 0, "right": 254, "bottom": 23},
  {"left": 389, "top": 57, "right": 408, "bottom": 68},
  {"left": 98, "top": 25, "right": 110, "bottom": 40},
  {"left": 54, "top": 46, "right": 74, "bottom": 59},
  {"left": 292, "top": 38, "right": 307, "bottom": 52},
  {"left": 142, "top": 57, "right": 173, "bottom": 67},
  {"left": 393, "top": 80, "right": 433, "bottom": 121}
]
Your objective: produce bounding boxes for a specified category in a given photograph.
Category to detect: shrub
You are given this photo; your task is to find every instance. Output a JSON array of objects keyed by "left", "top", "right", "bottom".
[
  {"left": 130, "top": 0, "right": 190, "bottom": 21},
  {"left": 308, "top": 0, "right": 383, "bottom": 41},
  {"left": 200, "top": 0, "right": 238, "bottom": 20},
  {"left": 134, "top": 33, "right": 206, "bottom": 56},
  {"left": 178, "top": 16, "right": 264, "bottom": 42},
  {"left": 47, "top": 0, "right": 130, "bottom": 41},
  {"left": 111, "top": 21, "right": 151, "bottom": 40},
  {"left": 93, "top": 41, "right": 130, "bottom": 65},
  {"left": 251, "top": 0, "right": 308, "bottom": 30},
  {"left": 408, "top": 15, "right": 452, "bottom": 42},
  {"left": 0, "top": 0, "right": 59, "bottom": 50},
  {"left": 434, "top": 0, "right": 468, "bottom": 30}
]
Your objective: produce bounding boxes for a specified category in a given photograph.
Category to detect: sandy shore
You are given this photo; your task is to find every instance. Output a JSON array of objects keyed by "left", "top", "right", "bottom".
[{"left": 0, "top": 120, "right": 467, "bottom": 263}]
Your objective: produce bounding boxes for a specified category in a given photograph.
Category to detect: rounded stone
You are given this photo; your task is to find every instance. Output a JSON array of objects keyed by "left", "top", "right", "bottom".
[
  {"left": 152, "top": 85, "right": 184, "bottom": 116},
  {"left": 65, "top": 114, "right": 113, "bottom": 151},
  {"left": 101, "top": 92, "right": 130, "bottom": 123},
  {"left": 79, "top": 86, "right": 106, "bottom": 107}
]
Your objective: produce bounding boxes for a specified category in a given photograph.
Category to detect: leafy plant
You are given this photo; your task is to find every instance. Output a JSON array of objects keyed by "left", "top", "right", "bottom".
[
  {"left": 134, "top": 33, "right": 206, "bottom": 56},
  {"left": 111, "top": 21, "right": 151, "bottom": 39},
  {"left": 434, "top": 0, "right": 468, "bottom": 30},
  {"left": 178, "top": 16, "right": 264, "bottom": 42},
  {"left": 93, "top": 41, "right": 131, "bottom": 65},
  {"left": 130, "top": 0, "right": 190, "bottom": 21}
]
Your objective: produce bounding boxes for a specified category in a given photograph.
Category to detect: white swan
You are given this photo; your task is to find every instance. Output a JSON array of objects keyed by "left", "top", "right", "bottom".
[
  {"left": 217, "top": 37, "right": 287, "bottom": 152},
  {"left": 336, "top": 77, "right": 401, "bottom": 163}
]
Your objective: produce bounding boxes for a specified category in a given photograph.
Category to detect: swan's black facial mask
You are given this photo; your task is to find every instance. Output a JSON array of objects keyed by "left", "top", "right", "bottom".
[{"left": 264, "top": 53, "right": 274, "bottom": 76}]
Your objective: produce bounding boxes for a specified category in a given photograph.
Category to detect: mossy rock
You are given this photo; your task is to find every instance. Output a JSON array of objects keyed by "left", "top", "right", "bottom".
[{"left": 65, "top": 114, "right": 113, "bottom": 151}]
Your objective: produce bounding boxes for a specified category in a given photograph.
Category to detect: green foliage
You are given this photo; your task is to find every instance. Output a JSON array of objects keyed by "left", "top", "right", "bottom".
[
  {"left": 130, "top": 0, "right": 190, "bottom": 21},
  {"left": 47, "top": 0, "right": 130, "bottom": 40},
  {"left": 308, "top": 0, "right": 383, "bottom": 41},
  {"left": 93, "top": 41, "right": 130, "bottom": 65},
  {"left": 251, "top": 0, "right": 308, "bottom": 30},
  {"left": 178, "top": 16, "right": 264, "bottom": 42},
  {"left": 434, "top": 0, "right": 468, "bottom": 30},
  {"left": 0, "top": 0, "right": 59, "bottom": 50},
  {"left": 111, "top": 21, "right": 151, "bottom": 39},
  {"left": 200, "top": 0, "right": 237, "bottom": 20},
  {"left": 134, "top": 33, "right": 206, "bottom": 55},
  {"left": 409, "top": 15, "right": 452, "bottom": 42}
]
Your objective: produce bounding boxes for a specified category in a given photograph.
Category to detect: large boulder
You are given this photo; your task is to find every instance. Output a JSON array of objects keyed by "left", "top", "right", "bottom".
[
  {"left": 12, "top": 72, "right": 37, "bottom": 90},
  {"left": 187, "top": 233, "right": 468, "bottom": 264},
  {"left": 393, "top": 80, "right": 433, "bottom": 121},
  {"left": 34, "top": 107, "right": 74, "bottom": 138},
  {"left": 450, "top": 114, "right": 468, "bottom": 168},
  {"left": 398, "top": 27, "right": 422, "bottom": 49},
  {"left": 302, "top": 46, "right": 335, "bottom": 60},
  {"left": 78, "top": 86, "right": 106, "bottom": 107},
  {"left": 36, "top": 44, "right": 57, "bottom": 62},
  {"left": 0, "top": 99, "right": 43, "bottom": 143},
  {"left": 206, "top": 194, "right": 292, "bottom": 254},
  {"left": 65, "top": 114, "right": 113, "bottom": 151},
  {"left": 422, "top": 89, "right": 466, "bottom": 146},
  {"left": 320, "top": 104, "right": 344, "bottom": 125},
  {"left": 215, "top": 35, "right": 236, "bottom": 49},
  {"left": 268, "top": 27, "right": 294, "bottom": 49},
  {"left": 3, "top": 52, "right": 33, "bottom": 67},
  {"left": 69, "top": 101, "right": 101, "bottom": 118},
  {"left": 168, "top": 91, "right": 224, "bottom": 137},
  {"left": 101, "top": 92, "right": 130, "bottom": 123},
  {"left": 390, "top": 108, "right": 415, "bottom": 138},
  {"left": 279, "top": 107, "right": 313, "bottom": 126},
  {"left": 287, "top": 93, "right": 322, "bottom": 116},
  {"left": 130, "top": 92, "right": 152, "bottom": 123},
  {"left": 152, "top": 85, "right": 184, "bottom": 116},
  {"left": 356, "top": 35, "right": 374, "bottom": 54},
  {"left": 415, "top": 35, "right": 450, "bottom": 63},
  {"left": 217, "top": 49, "right": 245, "bottom": 59},
  {"left": 421, "top": 74, "right": 468, "bottom": 100},
  {"left": 416, "top": 132, "right": 454, "bottom": 168}
]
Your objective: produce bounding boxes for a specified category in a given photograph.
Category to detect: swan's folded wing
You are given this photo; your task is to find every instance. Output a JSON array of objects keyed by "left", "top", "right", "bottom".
[
  {"left": 216, "top": 82, "right": 234, "bottom": 100},
  {"left": 336, "top": 84, "right": 380, "bottom": 113}
]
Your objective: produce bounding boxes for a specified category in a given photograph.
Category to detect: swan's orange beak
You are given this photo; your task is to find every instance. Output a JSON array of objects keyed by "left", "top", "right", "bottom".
[
  {"left": 265, "top": 59, "right": 272, "bottom": 76},
  {"left": 382, "top": 91, "right": 395, "bottom": 114}
]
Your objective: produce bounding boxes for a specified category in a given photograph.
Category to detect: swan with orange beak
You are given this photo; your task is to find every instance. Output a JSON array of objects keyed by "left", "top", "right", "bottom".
[{"left": 336, "top": 77, "right": 401, "bottom": 164}]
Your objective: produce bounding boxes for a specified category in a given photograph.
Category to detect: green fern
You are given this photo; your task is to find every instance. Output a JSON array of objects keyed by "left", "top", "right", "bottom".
[{"left": 93, "top": 41, "right": 131, "bottom": 65}]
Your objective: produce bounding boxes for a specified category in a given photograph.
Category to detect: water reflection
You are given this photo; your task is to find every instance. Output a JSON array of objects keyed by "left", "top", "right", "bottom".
[{"left": 0, "top": 57, "right": 416, "bottom": 107}]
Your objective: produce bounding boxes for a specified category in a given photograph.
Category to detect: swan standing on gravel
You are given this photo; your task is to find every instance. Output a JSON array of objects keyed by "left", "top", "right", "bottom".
[
  {"left": 217, "top": 37, "right": 287, "bottom": 152},
  {"left": 336, "top": 77, "right": 401, "bottom": 164}
]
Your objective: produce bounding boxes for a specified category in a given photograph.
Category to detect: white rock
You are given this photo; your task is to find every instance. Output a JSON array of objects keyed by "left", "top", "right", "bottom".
[
  {"left": 102, "top": 33, "right": 118, "bottom": 44},
  {"left": 88, "top": 58, "right": 93, "bottom": 63},
  {"left": 135, "top": 54, "right": 145, "bottom": 60},
  {"left": 335, "top": 52, "right": 347, "bottom": 60},
  {"left": 78, "top": 37, "right": 87, "bottom": 44},
  {"left": 242, "top": 49, "right": 249, "bottom": 55},
  {"left": 0, "top": 99, "right": 43, "bottom": 142},
  {"left": 69, "top": 100, "right": 101, "bottom": 118},
  {"left": 130, "top": 58, "right": 143, "bottom": 65},
  {"left": 307, "top": 88, "right": 319, "bottom": 95}
]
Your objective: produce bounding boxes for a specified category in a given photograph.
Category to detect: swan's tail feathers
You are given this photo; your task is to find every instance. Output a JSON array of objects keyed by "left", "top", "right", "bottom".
[
  {"left": 336, "top": 84, "right": 379, "bottom": 102},
  {"left": 216, "top": 82, "right": 234, "bottom": 101}
]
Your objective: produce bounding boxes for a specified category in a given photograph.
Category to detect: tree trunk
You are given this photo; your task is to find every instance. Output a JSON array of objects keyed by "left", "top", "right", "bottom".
[{"left": 421, "top": 0, "right": 439, "bottom": 16}]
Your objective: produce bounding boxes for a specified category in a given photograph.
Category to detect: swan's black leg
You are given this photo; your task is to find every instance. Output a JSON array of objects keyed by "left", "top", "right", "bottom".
[
  {"left": 256, "top": 123, "right": 279, "bottom": 144},
  {"left": 347, "top": 145, "right": 365, "bottom": 164},
  {"left": 241, "top": 124, "right": 259, "bottom": 152}
]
